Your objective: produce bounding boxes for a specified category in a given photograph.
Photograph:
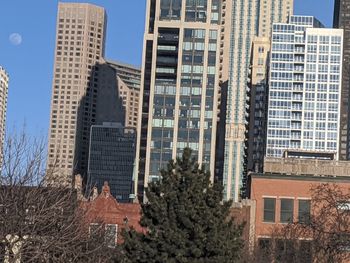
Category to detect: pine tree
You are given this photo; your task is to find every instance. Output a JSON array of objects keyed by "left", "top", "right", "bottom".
[{"left": 122, "top": 148, "right": 244, "bottom": 263}]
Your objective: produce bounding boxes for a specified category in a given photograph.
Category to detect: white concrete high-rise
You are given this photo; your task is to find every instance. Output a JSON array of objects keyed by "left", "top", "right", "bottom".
[
  {"left": 219, "top": 0, "right": 294, "bottom": 201},
  {"left": 266, "top": 16, "right": 343, "bottom": 159}
]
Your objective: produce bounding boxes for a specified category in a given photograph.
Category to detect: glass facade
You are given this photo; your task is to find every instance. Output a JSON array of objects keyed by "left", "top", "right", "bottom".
[
  {"left": 88, "top": 124, "right": 136, "bottom": 203},
  {"left": 266, "top": 16, "right": 343, "bottom": 159},
  {"left": 137, "top": 0, "right": 221, "bottom": 199},
  {"left": 160, "top": 0, "right": 182, "bottom": 20},
  {"left": 185, "top": 0, "right": 208, "bottom": 22}
]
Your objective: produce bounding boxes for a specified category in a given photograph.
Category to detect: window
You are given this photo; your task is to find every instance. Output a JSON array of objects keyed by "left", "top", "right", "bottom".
[
  {"left": 298, "top": 200, "right": 311, "bottom": 224},
  {"left": 280, "top": 199, "right": 293, "bottom": 223},
  {"left": 105, "top": 224, "right": 117, "bottom": 248},
  {"left": 160, "top": 0, "right": 182, "bottom": 20},
  {"left": 258, "top": 238, "right": 271, "bottom": 261},
  {"left": 299, "top": 241, "right": 312, "bottom": 262},
  {"left": 263, "top": 198, "right": 276, "bottom": 222},
  {"left": 337, "top": 201, "right": 350, "bottom": 211}
]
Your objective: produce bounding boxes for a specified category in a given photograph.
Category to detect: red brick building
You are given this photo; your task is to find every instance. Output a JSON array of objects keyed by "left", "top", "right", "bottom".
[
  {"left": 81, "top": 182, "right": 143, "bottom": 245},
  {"left": 248, "top": 172, "right": 350, "bottom": 262}
]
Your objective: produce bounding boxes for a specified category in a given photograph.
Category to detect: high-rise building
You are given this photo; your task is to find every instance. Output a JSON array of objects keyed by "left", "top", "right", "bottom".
[
  {"left": 47, "top": 3, "right": 119, "bottom": 186},
  {"left": 266, "top": 16, "right": 343, "bottom": 159},
  {"left": 135, "top": 0, "right": 222, "bottom": 200},
  {"left": 88, "top": 122, "right": 136, "bottom": 203},
  {"left": 0, "top": 66, "right": 9, "bottom": 155},
  {"left": 258, "top": 0, "right": 293, "bottom": 38},
  {"left": 333, "top": 0, "right": 350, "bottom": 160},
  {"left": 247, "top": 37, "right": 270, "bottom": 173},
  {"left": 106, "top": 60, "right": 141, "bottom": 129},
  {"left": 219, "top": 0, "right": 294, "bottom": 201}
]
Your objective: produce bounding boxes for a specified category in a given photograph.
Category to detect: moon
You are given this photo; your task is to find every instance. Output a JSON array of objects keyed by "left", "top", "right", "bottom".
[{"left": 9, "top": 33, "right": 22, "bottom": 46}]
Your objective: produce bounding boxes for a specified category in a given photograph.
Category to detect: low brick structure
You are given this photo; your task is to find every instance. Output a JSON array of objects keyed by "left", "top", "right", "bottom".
[
  {"left": 250, "top": 173, "right": 350, "bottom": 240},
  {"left": 81, "top": 182, "right": 143, "bottom": 244},
  {"left": 249, "top": 172, "right": 350, "bottom": 261}
]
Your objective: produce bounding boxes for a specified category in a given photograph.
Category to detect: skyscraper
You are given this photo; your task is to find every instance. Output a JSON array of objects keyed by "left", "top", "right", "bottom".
[
  {"left": 333, "top": 0, "right": 350, "bottom": 160},
  {"left": 0, "top": 66, "right": 9, "bottom": 155},
  {"left": 47, "top": 3, "right": 111, "bottom": 186},
  {"left": 88, "top": 122, "right": 136, "bottom": 203},
  {"left": 219, "top": 0, "right": 294, "bottom": 201},
  {"left": 135, "top": 0, "right": 222, "bottom": 200},
  {"left": 266, "top": 16, "right": 343, "bottom": 159},
  {"left": 247, "top": 37, "right": 270, "bottom": 173},
  {"left": 258, "top": 0, "right": 293, "bottom": 38}
]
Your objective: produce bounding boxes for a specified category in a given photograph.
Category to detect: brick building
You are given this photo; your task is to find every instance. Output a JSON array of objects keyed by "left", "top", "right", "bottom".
[
  {"left": 81, "top": 182, "right": 143, "bottom": 245},
  {"left": 247, "top": 172, "right": 350, "bottom": 262}
]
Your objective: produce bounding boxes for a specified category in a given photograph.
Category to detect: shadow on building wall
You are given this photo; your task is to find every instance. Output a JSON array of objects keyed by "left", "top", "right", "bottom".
[{"left": 73, "top": 61, "right": 124, "bottom": 193}]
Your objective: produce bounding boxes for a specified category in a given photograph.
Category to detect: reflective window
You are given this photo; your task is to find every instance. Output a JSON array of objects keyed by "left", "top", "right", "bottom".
[
  {"left": 185, "top": 0, "right": 207, "bottom": 22},
  {"left": 160, "top": 0, "right": 182, "bottom": 20}
]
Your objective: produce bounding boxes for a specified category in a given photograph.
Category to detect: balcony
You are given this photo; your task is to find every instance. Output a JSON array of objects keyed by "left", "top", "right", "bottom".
[
  {"left": 292, "top": 114, "right": 302, "bottom": 121},
  {"left": 291, "top": 123, "right": 302, "bottom": 130},
  {"left": 293, "top": 76, "right": 304, "bottom": 82},
  {"left": 294, "top": 47, "right": 305, "bottom": 54},
  {"left": 291, "top": 133, "right": 301, "bottom": 140},
  {"left": 292, "top": 104, "right": 302, "bottom": 111},
  {"left": 294, "top": 66, "right": 304, "bottom": 72},
  {"left": 293, "top": 84, "right": 303, "bottom": 91}
]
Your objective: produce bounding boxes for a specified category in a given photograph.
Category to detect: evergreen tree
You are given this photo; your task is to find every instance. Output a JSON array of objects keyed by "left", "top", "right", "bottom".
[{"left": 122, "top": 148, "right": 244, "bottom": 263}]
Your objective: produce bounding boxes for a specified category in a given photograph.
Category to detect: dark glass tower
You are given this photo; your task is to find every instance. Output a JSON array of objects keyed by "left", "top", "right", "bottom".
[{"left": 88, "top": 123, "right": 136, "bottom": 203}]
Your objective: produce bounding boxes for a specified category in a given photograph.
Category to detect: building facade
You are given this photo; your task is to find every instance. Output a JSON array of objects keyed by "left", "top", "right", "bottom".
[
  {"left": 258, "top": 0, "right": 293, "bottom": 38},
  {"left": 264, "top": 155, "right": 350, "bottom": 176},
  {"left": 135, "top": 0, "right": 222, "bottom": 200},
  {"left": 247, "top": 37, "right": 270, "bottom": 173},
  {"left": 220, "top": 0, "right": 293, "bottom": 201},
  {"left": 106, "top": 60, "right": 141, "bottom": 129},
  {"left": 249, "top": 172, "right": 350, "bottom": 262},
  {"left": 334, "top": 0, "right": 350, "bottom": 160},
  {"left": 0, "top": 67, "right": 9, "bottom": 157},
  {"left": 266, "top": 16, "right": 343, "bottom": 159},
  {"left": 47, "top": 3, "right": 107, "bottom": 185},
  {"left": 88, "top": 123, "right": 136, "bottom": 203},
  {"left": 82, "top": 182, "right": 143, "bottom": 246}
]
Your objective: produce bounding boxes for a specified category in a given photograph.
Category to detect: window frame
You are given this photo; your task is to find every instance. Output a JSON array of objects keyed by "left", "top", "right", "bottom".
[{"left": 263, "top": 198, "right": 276, "bottom": 223}]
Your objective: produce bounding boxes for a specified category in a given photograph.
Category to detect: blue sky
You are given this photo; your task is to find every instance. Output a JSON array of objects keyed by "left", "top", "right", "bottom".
[{"left": 0, "top": 0, "right": 334, "bottom": 137}]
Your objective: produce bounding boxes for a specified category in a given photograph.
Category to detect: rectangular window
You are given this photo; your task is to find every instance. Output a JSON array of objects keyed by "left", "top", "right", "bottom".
[
  {"left": 298, "top": 200, "right": 311, "bottom": 224},
  {"left": 263, "top": 198, "right": 276, "bottom": 222},
  {"left": 280, "top": 199, "right": 294, "bottom": 223},
  {"left": 105, "top": 224, "right": 118, "bottom": 248},
  {"left": 258, "top": 238, "right": 271, "bottom": 261}
]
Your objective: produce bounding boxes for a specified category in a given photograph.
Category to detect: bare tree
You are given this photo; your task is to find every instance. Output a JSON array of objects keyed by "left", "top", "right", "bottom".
[
  {"left": 280, "top": 183, "right": 350, "bottom": 263},
  {"left": 0, "top": 128, "right": 116, "bottom": 262}
]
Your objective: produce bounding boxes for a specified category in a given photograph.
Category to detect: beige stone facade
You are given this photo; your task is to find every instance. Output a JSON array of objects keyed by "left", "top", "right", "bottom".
[
  {"left": 47, "top": 3, "right": 106, "bottom": 186},
  {"left": 247, "top": 37, "right": 270, "bottom": 173},
  {"left": 106, "top": 60, "right": 141, "bottom": 129},
  {"left": 0, "top": 66, "right": 9, "bottom": 156},
  {"left": 264, "top": 157, "right": 350, "bottom": 177},
  {"left": 258, "top": 0, "right": 293, "bottom": 38}
]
